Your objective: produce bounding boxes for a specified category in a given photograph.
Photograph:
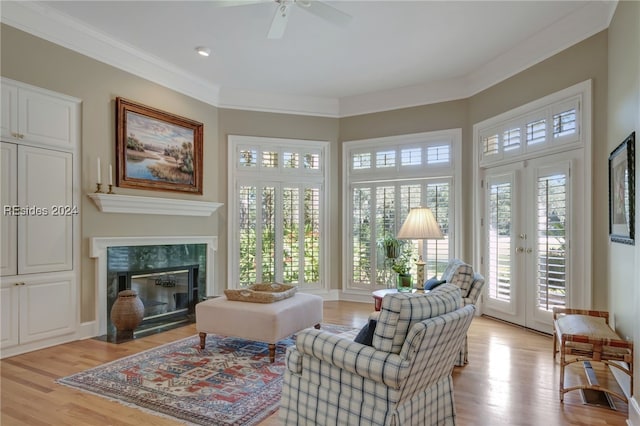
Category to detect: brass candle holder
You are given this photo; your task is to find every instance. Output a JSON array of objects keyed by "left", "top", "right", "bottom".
[
  {"left": 95, "top": 183, "right": 103, "bottom": 193},
  {"left": 107, "top": 184, "right": 115, "bottom": 194}
]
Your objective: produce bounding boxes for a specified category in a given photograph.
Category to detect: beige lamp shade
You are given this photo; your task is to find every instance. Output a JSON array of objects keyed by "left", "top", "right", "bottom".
[{"left": 397, "top": 207, "right": 444, "bottom": 240}]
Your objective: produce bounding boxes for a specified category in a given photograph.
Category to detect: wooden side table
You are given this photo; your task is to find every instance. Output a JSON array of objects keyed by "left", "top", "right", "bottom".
[{"left": 372, "top": 288, "right": 427, "bottom": 311}]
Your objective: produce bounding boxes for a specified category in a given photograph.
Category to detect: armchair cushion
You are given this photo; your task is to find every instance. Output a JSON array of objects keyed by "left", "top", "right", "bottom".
[
  {"left": 464, "top": 272, "right": 485, "bottom": 306},
  {"left": 441, "top": 258, "right": 474, "bottom": 297},
  {"left": 424, "top": 276, "right": 446, "bottom": 290},
  {"left": 354, "top": 319, "right": 377, "bottom": 346},
  {"left": 372, "top": 283, "right": 462, "bottom": 354}
]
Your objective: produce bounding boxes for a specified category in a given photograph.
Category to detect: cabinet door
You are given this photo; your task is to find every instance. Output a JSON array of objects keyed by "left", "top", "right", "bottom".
[
  {"left": 1, "top": 84, "right": 18, "bottom": 141},
  {"left": 18, "top": 146, "right": 73, "bottom": 274},
  {"left": 1, "top": 143, "right": 18, "bottom": 276},
  {"left": 19, "top": 273, "right": 76, "bottom": 344},
  {"left": 0, "top": 283, "right": 20, "bottom": 349},
  {"left": 18, "top": 87, "right": 79, "bottom": 150}
]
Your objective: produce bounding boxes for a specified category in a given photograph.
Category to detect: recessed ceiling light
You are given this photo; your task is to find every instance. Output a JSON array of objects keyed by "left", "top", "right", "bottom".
[{"left": 195, "top": 46, "right": 211, "bottom": 57}]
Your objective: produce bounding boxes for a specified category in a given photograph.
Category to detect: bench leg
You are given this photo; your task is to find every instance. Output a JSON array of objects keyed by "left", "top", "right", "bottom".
[
  {"left": 268, "top": 343, "right": 276, "bottom": 363},
  {"left": 199, "top": 332, "right": 206, "bottom": 349}
]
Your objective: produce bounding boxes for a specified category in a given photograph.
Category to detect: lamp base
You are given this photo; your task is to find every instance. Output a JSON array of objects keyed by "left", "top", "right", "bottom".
[{"left": 415, "top": 259, "right": 425, "bottom": 290}]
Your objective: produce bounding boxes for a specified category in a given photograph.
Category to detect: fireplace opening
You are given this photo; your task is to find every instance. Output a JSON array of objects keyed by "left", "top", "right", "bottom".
[{"left": 111, "top": 264, "right": 199, "bottom": 341}]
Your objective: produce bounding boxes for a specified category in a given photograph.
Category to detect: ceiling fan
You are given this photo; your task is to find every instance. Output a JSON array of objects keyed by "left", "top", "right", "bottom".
[{"left": 216, "top": 0, "right": 352, "bottom": 39}]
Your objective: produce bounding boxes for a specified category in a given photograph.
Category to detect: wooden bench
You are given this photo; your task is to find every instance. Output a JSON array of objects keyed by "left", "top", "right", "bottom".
[{"left": 553, "top": 307, "right": 634, "bottom": 403}]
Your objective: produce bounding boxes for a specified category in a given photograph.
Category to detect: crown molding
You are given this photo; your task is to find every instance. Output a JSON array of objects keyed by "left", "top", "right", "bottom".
[
  {"left": 2, "top": 1, "right": 617, "bottom": 118},
  {"left": 1, "top": 1, "right": 221, "bottom": 107}
]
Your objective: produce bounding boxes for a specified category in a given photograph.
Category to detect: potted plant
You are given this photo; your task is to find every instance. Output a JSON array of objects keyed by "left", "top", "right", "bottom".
[
  {"left": 391, "top": 251, "right": 413, "bottom": 292},
  {"left": 378, "top": 235, "right": 401, "bottom": 259}
]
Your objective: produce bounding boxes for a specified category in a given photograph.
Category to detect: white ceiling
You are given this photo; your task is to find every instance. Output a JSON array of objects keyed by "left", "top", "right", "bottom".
[{"left": 2, "top": 1, "right": 617, "bottom": 117}]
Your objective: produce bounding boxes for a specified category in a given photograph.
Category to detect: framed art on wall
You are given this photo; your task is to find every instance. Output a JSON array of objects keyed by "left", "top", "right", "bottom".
[
  {"left": 116, "top": 97, "right": 203, "bottom": 194},
  {"left": 608, "top": 131, "right": 635, "bottom": 245}
]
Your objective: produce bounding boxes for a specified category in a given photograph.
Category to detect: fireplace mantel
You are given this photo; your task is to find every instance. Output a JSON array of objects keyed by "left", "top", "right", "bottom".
[{"left": 88, "top": 193, "right": 223, "bottom": 216}]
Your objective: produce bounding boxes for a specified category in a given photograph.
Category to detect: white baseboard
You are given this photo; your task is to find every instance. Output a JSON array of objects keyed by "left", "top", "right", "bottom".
[
  {"left": 77, "top": 321, "right": 98, "bottom": 339},
  {"left": 628, "top": 396, "right": 640, "bottom": 426}
]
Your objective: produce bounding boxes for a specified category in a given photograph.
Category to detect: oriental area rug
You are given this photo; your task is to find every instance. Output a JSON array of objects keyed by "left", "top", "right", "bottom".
[{"left": 57, "top": 324, "right": 356, "bottom": 426}]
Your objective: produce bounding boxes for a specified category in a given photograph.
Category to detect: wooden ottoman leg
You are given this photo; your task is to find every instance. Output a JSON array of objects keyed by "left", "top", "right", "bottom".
[
  {"left": 199, "top": 332, "right": 207, "bottom": 349},
  {"left": 268, "top": 343, "right": 276, "bottom": 363}
]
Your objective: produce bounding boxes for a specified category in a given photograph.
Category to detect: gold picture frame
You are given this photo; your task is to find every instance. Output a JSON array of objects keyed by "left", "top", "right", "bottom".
[{"left": 116, "top": 97, "right": 203, "bottom": 194}]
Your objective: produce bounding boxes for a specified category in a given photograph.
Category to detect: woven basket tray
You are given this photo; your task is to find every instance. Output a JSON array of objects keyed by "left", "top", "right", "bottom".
[{"left": 224, "top": 283, "right": 297, "bottom": 303}]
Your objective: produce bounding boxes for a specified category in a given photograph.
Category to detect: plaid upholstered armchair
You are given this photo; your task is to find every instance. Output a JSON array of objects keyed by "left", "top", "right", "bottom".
[
  {"left": 280, "top": 284, "right": 474, "bottom": 426},
  {"left": 440, "top": 258, "right": 485, "bottom": 366}
]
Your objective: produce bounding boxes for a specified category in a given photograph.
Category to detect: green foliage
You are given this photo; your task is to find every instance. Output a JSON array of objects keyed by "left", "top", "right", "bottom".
[
  {"left": 163, "top": 142, "right": 194, "bottom": 175},
  {"left": 126, "top": 133, "right": 145, "bottom": 151},
  {"left": 377, "top": 235, "right": 400, "bottom": 259},
  {"left": 390, "top": 246, "right": 414, "bottom": 275}
]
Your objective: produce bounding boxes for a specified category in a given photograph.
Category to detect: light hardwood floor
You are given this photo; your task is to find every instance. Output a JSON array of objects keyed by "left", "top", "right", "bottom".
[{"left": 1, "top": 301, "right": 628, "bottom": 426}]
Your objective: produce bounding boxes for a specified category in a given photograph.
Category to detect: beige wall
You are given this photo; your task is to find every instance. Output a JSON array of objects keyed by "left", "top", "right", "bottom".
[
  {"left": 607, "top": 0, "right": 640, "bottom": 409},
  {"left": 1, "top": 25, "right": 221, "bottom": 322}
]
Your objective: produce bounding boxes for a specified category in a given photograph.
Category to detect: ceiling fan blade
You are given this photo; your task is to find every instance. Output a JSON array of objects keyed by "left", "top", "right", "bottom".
[
  {"left": 212, "top": 0, "right": 270, "bottom": 7},
  {"left": 267, "top": 4, "right": 290, "bottom": 39},
  {"left": 297, "top": 0, "right": 352, "bottom": 27}
]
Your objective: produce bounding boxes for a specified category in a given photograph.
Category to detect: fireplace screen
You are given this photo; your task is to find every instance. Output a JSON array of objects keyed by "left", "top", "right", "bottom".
[
  {"left": 111, "top": 264, "right": 199, "bottom": 339},
  {"left": 130, "top": 269, "right": 191, "bottom": 318}
]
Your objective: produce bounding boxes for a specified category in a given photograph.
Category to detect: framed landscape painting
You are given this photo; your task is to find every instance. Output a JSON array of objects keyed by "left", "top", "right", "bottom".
[
  {"left": 116, "top": 98, "right": 203, "bottom": 194},
  {"left": 608, "top": 131, "right": 635, "bottom": 245}
]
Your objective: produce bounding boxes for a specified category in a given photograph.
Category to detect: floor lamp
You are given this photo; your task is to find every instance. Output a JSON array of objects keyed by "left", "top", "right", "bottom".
[{"left": 396, "top": 207, "right": 444, "bottom": 290}]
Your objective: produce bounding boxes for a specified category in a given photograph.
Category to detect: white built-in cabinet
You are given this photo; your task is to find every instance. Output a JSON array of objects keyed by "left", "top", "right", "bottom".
[{"left": 0, "top": 78, "right": 80, "bottom": 357}]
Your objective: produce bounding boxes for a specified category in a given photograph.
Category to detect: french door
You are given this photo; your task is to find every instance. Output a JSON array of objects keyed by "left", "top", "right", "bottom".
[{"left": 480, "top": 150, "right": 586, "bottom": 334}]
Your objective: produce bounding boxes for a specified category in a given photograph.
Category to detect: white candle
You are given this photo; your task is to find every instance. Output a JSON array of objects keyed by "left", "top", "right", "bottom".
[
  {"left": 109, "top": 164, "right": 113, "bottom": 186},
  {"left": 97, "top": 157, "right": 101, "bottom": 184}
]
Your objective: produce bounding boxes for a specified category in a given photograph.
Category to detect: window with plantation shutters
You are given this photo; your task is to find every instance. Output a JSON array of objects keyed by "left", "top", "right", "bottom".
[
  {"left": 229, "top": 136, "right": 328, "bottom": 289},
  {"left": 344, "top": 130, "right": 461, "bottom": 291}
]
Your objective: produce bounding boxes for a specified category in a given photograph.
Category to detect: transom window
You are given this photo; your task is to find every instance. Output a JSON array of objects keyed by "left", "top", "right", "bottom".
[{"left": 479, "top": 95, "right": 581, "bottom": 166}]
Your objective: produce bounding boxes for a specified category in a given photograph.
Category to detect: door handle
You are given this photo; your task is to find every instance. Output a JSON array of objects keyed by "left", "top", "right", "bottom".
[
  {"left": 526, "top": 248, "right": 533, "bottom": 254},
  {"left": 516, "top": 247, "right": 524, "bottom": 253}
]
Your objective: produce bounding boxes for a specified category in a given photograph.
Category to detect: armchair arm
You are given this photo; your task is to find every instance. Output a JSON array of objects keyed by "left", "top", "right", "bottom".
[{"left": 295, "top": 328, "right": 409, "bottom": 388}]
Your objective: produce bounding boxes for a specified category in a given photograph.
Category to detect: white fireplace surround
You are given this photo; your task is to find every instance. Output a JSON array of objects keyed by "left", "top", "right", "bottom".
[{"left": 90, "top": 236, "right": 217, "bottom": 336}]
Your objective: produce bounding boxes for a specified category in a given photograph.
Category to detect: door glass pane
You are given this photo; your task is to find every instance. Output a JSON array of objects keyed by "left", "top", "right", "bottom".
[
  {"left": 488, "top": 181, "right": 513, "bottom": 301},
  {"left": 536, "top": 173, "right": 567, "bottom": 311}
]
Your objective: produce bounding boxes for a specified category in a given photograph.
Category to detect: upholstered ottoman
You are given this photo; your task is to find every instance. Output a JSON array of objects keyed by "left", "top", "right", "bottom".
[{"left": 196, "top": 293, "right": 323, "bottom": 362}]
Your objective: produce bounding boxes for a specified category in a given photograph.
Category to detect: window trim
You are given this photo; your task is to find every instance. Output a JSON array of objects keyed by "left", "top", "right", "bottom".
[
  {"left": 228, "top": 135, "right": 330, "bottom": 291},
  {"left": 472, "top": 79, "right": 592, "bottom": 309},
  {"left": 342, "top": 129, "right": 462, "bottom": 294}
]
